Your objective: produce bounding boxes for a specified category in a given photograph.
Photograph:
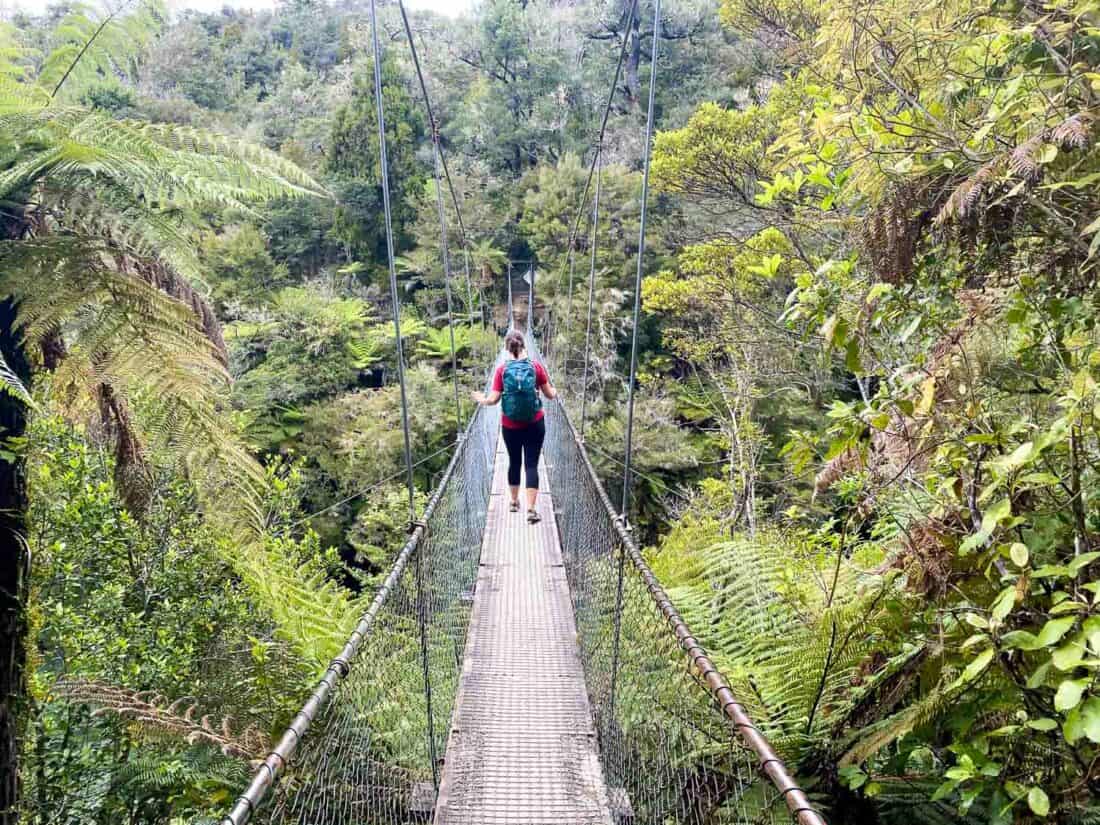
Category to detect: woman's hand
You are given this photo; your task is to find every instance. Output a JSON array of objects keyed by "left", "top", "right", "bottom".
[{"left": 472, "top": 391, "right": 486, "bottom": 406}]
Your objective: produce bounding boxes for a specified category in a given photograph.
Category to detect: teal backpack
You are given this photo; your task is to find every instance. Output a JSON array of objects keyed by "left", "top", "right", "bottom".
[{"left": 501, "top": 359, "right": 541, "bottom": 422}]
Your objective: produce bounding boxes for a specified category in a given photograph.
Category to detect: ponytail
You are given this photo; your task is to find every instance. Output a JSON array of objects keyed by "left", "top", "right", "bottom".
[{"left": 505, "top": 330, "right": 525, "bottom": 358}]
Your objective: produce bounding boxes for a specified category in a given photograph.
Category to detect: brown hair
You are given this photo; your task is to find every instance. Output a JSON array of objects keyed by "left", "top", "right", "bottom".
[{"left": 505, "top": 330, "right": 525, "bottom": 358}]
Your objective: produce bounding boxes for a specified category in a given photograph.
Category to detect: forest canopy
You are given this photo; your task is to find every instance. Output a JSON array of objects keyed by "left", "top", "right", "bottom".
[{"left": 2, "top": 0, "right": 1100, "bottom": 822}]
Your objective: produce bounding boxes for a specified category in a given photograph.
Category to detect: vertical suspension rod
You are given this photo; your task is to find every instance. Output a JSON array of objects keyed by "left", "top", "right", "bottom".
[
  {"left": 563, "top": 252, "right": 576, "bottom": 380},
  {"left": 507, "top": 260, "right": 514, "bottom": 329},
  {"left": 395, "top": 0, "right": 478, "bottom": 326},
  {"left": 555, "top": 0, "right": 639, "bottom": 292},
  {"left": 527, "top": 264, "right": 535, "bottom": 334},
  {"left": 368, "top": 0, "right": 439, "bottom": 791},
  {"left": 608, "top": 0, "right": 661, "bottom": 751},
  {"left": 396, "top": 0, "right": 462, "bottom": 431},
  {"left": 579, "top": 149, "right": 601, "bottom": 438}
]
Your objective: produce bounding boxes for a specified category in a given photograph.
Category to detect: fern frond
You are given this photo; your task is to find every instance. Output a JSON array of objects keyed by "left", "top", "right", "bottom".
[
  {"left": 38, "top": 1, "right": 166, "bottom": 99},
  {"left": 654, "top": 528, "right": 890, "bottom": 759},
  {"left": 0, "top": 351, "right": 32, "bottom": 407}
]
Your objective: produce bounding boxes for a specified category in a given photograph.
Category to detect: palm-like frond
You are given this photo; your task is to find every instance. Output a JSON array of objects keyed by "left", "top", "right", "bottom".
[
  {"left": 415, "top": 325, "right": 473, "bottom": 363},
  {"left": 0, "top": 65, "right": 346, "bottom": 658}
]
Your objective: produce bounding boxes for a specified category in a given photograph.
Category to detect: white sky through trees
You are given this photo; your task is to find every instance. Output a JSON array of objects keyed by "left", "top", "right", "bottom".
[{"left": 0, "top": 0, "right": 474, "bottom": 17}]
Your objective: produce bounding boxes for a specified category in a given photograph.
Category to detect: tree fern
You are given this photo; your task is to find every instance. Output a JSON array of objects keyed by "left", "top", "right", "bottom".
[{"left": 0, "top": 4, "right": 354, "bottom": 667}]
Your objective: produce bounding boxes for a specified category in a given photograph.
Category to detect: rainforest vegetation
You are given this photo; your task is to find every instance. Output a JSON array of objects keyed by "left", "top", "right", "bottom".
[{"left": 4, "top": 0, "right": 1100, "bottom": 821}]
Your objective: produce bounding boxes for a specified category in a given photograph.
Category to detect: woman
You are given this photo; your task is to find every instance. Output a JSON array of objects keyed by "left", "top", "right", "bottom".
[{"left": 472, "top": 330, "right": 558, "bottom": 524}]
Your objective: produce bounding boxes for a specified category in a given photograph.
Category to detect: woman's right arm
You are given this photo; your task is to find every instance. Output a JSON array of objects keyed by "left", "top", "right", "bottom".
[{"left": 473, "top": 390, "right": 502, "bottom": 405}]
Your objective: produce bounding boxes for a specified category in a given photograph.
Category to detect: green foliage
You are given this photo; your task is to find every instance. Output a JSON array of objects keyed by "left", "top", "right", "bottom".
[
  {"left": 22, "top": 413, "right": 321, "bottom": 822},
  {"left": 346, "top": 482, "right": 428, "bottom": 581},
  {"left": 230, "top": 286, "right": 387, "bottom": 417},
  {"left": 327, "top": 56, "right": 426, "bottom": 263},
  {"left": 299, "top": 364, "right": 461, "bottom": 504},
  {"left": 202, "top": 224, "right": 293, "bottom": 311}
]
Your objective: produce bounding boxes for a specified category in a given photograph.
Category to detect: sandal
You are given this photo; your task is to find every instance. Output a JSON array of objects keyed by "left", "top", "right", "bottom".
[
  {"left": 527, "top": 508, "right": 541, "bottom": 524},
  {"left": 509, "top": 500, "right": 520, "bottom": 513}
]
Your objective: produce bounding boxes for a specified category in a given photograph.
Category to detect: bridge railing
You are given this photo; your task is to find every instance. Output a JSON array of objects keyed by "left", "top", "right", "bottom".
[
  {"left": 223, "top": 400, "right": 499, "bottom": 825},
  {"left": 544, "top": 396, "right": 826, "bottom": 825}
]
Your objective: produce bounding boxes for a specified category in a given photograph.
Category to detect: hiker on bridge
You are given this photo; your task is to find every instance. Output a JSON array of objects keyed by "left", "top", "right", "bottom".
[{"left": 473, "top": 330, "right": 558, "bottom": 524}]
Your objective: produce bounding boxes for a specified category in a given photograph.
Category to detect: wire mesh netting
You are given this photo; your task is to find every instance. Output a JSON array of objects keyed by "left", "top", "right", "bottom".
[
  {"left": 237, "top": 401, "right": 499, "bottom": 825},
  {"left": 543, "top": 400, "right": 801, "bottom": 825}
]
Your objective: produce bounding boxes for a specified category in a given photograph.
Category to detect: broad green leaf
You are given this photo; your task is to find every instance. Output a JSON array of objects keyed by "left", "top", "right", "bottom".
[
  {"left": 991, "top": 586, "right": 1017, "bottom": 621},
  {"left": 1001, "top": 630, "right": 1038, "bottom": 650},
  {"left": 1069, "top": 552, "right": 1100, "bottom": 573},
  {"left": 1001, "top": 442, "right": 1033, "bottom": 471},
  {"left": 1035, "top": 616, "right": 1077, "bottom": 647},
  {"left": 1081, "top": 697, "right": 1100, "bottom": 743},
  {"left": 1026, "top": 717, "right": 1058, "bottom": 731},
  {"left": 961, "top": 648, "right": 994, "bottom": 684},
  {"left": 1065, "top": 705, "right": 1086, "bottom": 744},
  {"left": 1053, "top": 634, "right": 1087, "bottom": 670},
  {"left": 1055, "top": 678, "right": 1089, "bottom": 711},
  {"left": 1009, "top": 542, "right": 1029, "bottom": 567},
  {"left": 1028, "top": 786, "right": 1050, "bottom": 817},
  {"left": 1027, "top": 661, "right": 1051, "bottom": 689},
  {"left": 964, "top": 613, "right": 989, "bottom": 629},
  {"left": 981, "top": 498, "right": 1012, "bottom": 534}
]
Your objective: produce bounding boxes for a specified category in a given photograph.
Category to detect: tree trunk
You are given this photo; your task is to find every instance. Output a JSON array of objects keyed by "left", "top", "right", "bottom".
[
  {"left": 0, "top": 298, "right": 29, "bottom": 824},
  {"left": 625, "top": 3, "right": 641, "bottom": 103}
]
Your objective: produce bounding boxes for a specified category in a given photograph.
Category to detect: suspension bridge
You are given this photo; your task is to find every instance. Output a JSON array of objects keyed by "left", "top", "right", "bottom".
[{"left": 220, "top": 0, "right": 829, "bottom": 822}]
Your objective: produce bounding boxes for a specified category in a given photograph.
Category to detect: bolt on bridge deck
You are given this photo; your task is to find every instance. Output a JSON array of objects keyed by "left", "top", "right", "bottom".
[{"left": 433, "top": 438, "right": 612, "bottom": 825}]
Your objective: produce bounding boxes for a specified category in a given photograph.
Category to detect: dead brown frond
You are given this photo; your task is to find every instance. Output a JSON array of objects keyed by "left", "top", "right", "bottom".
[
  {"left": 814, "top": 290, "right": 997, "bottom": 500},
  {"left": 56, "top": 679, "right": 268, "bottom": 760},
  {"left": 860, "top": 180, "right": 950, "bottom": 284},
  {"left": 814, "top": 445, "right": 863, "bottom": 498},
  {"left": 936, "top": 112, "right": 1095, "bottom": 227}
]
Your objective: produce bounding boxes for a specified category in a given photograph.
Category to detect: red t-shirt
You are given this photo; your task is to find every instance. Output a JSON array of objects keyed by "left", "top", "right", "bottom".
[{"left": 493, "top": 359, "right": 549, "bottom": 429}]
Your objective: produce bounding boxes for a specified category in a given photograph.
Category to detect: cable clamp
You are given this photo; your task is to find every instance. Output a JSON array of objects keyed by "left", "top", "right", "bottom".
[{"left": 406, "top": 519, "right": 428, "bottom": 535}]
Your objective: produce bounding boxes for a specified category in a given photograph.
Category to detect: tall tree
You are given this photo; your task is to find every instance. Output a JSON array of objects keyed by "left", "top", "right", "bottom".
[{"left": 327, "top": 54, "right": 426, "bottom": 265}]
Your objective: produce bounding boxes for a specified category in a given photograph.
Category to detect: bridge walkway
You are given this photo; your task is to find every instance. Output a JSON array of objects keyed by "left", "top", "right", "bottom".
[{"left": 433, "top": 437, "right": 612, "bottom": 825}]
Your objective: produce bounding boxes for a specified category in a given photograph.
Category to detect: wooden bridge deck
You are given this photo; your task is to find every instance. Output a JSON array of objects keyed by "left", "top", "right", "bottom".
[{"left": 433, "top": 437, "right": 612, "bottom": 825}]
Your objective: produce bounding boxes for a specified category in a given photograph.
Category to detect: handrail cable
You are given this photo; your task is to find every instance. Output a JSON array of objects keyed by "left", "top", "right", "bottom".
[
  {"left": 396, "top": 0, "right": 478, "bottom": 338},
  {"left": 220, "top": 418, "right": 482, "bottom": 825},
  {"left": 368, "top": 0, "right": 440, "bottom": 796},
  {"left": 551, "top": 397, "right": 829, "bottom": 825}
]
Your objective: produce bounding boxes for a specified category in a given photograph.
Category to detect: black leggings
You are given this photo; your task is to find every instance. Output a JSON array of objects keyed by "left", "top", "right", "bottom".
[{"left": 502, "top": 418, "right": 546, "bottom": 490}]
